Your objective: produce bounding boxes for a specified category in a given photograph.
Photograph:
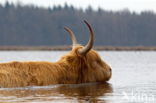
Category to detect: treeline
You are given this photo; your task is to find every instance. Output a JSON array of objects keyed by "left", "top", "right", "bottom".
[{"left": 0, "top": 2, "right": 156, "bottom": 46}]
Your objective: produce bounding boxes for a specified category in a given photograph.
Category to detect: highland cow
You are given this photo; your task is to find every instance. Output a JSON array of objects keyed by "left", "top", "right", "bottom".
[{"left": 0, "top": 21, "right": 112, "bottom": 88}]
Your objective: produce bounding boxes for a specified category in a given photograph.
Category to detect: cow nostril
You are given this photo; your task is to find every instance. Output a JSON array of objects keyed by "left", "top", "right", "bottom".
[{"left": 110, "top": 68, "right": 112, "bottom": 72}]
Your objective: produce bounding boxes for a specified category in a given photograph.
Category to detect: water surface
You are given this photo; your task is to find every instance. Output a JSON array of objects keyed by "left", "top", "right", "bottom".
[{"left": 0, "top": 51, "right": 156, "bottom": 103}]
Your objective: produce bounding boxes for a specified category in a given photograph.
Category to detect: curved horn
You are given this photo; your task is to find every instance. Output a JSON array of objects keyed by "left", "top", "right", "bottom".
[
  {"left": 78, "top": 20, "right": 94, "bottom": 55},
  {"left": 64, "top": 27, "right": 78, "bottom": 47}
]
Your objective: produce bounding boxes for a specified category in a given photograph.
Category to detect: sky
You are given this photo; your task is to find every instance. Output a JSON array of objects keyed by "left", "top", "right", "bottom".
[{"left": 0, "top": 0, "right": 156, "bottom": 12}]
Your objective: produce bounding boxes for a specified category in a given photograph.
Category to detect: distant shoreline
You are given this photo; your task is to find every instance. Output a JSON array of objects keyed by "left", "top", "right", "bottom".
[{"left": 0, "top": 46, "right": 156, "bottom": 51}]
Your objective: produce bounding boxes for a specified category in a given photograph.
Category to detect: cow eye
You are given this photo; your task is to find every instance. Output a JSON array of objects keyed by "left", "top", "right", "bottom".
[{"left": 96, "top": 59, "right": 101, "bottom": 63}]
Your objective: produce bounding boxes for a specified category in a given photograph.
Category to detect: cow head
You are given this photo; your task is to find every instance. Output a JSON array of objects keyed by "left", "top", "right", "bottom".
[{"left": 61, "top": 21, "right": 112, "bottom": 83}]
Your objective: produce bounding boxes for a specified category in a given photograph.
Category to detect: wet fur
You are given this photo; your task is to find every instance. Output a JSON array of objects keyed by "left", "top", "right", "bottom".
[{"left": 0, "top": 46, "right": 111, "bottom": 88}]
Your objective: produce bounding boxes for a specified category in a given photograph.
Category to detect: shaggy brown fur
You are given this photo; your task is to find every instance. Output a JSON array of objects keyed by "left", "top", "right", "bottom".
[{"left": 0, "top": 45, "right": 112, "bottom": 88}]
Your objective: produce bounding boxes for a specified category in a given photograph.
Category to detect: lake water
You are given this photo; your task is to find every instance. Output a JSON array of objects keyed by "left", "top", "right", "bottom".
[{"left": 0, "top": 51, "right": 156, "bottom": 103}]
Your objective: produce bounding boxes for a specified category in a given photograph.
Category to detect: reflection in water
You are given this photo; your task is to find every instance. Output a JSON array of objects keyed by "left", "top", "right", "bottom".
[
  {"left": 1, "top": 51, "right": 156, "bottom": 102},
  {"left": 0, "top": 82, "right": 113, "bottom": 103}
]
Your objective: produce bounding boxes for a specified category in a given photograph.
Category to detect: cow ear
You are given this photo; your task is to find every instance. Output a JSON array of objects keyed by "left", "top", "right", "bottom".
[{"left": 66, "top": 56, "right": 75, "bottom": 62}]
